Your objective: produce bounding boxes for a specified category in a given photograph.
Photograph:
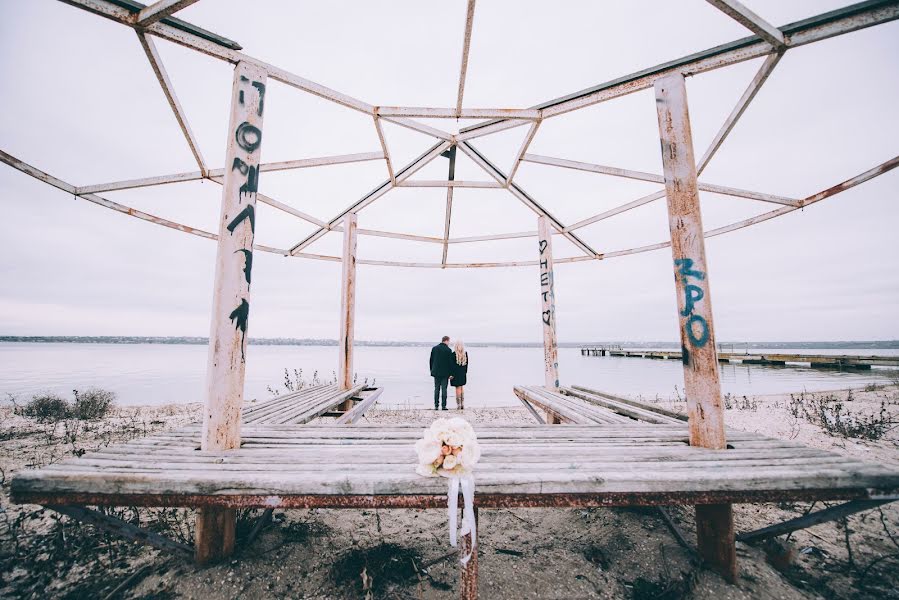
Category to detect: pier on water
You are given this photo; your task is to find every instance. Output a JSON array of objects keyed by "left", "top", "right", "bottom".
[{"left": 578, "top": 347, "right": 899, "bottom": 369}]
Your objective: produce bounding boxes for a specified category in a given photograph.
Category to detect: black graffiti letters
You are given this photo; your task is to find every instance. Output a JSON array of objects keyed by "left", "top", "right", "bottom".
[
  {"left": 238, "top": 77, "right": 266, "bottom": 117},
  {"left": 235, "top": 249, "right": 253, "bottom": 285},
  {"left": 227, "top": 204, "right": 256, "bottom": 235},
  {"left": 229, "top": 298, "right": 250, "bottom": 359},
  {"left": 542, "top": 310, "right": 552, "bottom": 326},
  {"left": 251, "top": 81, "right": 266, "bottom": 116},
  {"left": 539, "top": 239, "right": 548, "bottom": 255},
  {"left": 235, "top": 122, "right": 262, "bottom": 153}
]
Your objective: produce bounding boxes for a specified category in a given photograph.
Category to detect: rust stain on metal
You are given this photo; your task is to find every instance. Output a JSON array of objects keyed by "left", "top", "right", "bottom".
[{"left": 13, "top": 489, "right": 879, "bottom": 510}]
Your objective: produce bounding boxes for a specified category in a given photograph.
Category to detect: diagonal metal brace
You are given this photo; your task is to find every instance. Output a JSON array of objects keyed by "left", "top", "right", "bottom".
[
  {"left": 736, "top": 498, "right": 895, "bottom": 544},
  {"left": 48, "top": 504, "right": 193, "bottom": 557}
]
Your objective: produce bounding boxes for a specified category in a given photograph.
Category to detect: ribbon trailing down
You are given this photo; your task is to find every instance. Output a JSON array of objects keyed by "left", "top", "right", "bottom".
[{"left": 447, "top": 474, "right": 476, "bottom": 565}]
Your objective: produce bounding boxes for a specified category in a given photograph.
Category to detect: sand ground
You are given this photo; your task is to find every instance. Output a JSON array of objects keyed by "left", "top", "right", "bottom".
[{"left": 1, "top": 384, "right": 898, "bottom": 599}]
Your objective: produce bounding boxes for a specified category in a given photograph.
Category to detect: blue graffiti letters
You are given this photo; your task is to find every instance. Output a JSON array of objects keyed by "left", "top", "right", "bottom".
[
  {"left": 686, "top": 314, "right": 709, "bottom": 347},
  {"left": 674, "top": 257, "right": 705, "bottom": 282},
  {"left": 680, "top": 284, "right": 704, "bottom": 317},
  {"left": 675, "top": 257, "right": 709, "bottom": 348}
]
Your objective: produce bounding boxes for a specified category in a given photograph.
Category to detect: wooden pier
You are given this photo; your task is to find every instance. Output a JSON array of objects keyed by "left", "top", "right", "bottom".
[{"left": 579, "top": 348, "right": 899, "bottom": 369}]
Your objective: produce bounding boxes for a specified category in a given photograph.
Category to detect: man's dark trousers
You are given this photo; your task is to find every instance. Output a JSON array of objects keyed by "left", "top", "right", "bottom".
[{"left": 434, "top": 376, "right": 449, "bottom": 410}]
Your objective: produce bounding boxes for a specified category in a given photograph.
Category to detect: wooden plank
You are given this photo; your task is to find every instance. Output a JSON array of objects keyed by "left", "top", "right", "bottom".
[
  {"left": 561, "top": 388, "right": 684, "bottom": 425},
  {"left": 336, "top": 388, "right": 383, "bottom": 424},
  {"left": 537, "top": 217, "right": 559, "bottom": 390},
  {"left": 570, "top": 385, "right": 688, "bottom": 422},
  {"left": 13, "top": 465, "right": 899, "bottom": 499}
]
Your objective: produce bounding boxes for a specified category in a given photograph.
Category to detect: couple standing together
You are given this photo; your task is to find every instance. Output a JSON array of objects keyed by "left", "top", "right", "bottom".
[{"left": 429, "top": 336, "right": 469, "bottom": 410}]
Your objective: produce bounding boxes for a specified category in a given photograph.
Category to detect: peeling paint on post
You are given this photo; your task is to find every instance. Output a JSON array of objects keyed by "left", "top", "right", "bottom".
[
  {"left": 537, "top": 216, "right": 559, "bottom": 391},
  {"left": 197, "top": 60, "right": 266, "bottom": 565},
  {"left": 654, "top": 73, "right": 735, "bottom": 583},
  {"left": 338, "top": 212, "right": 358, "bottom": 393}
]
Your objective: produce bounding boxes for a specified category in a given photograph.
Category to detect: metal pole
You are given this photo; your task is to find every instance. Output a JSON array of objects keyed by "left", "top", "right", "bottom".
[
  {"left": 653, "top": 72, "right": 735, "bottom": 582},
  {"left": 537, "top": 216, "right": 559, "bottom": 391},
  {"left": 338, "top": 212, "right": 358, "bottom": 392},
  {"left": 196, "top": 60, "right": 267, "bottom": 565}
]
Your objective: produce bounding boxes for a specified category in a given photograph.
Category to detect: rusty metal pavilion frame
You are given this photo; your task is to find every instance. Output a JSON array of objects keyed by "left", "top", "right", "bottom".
[{"left": 3, "top": 0, "right": 898, "bottom": 581}]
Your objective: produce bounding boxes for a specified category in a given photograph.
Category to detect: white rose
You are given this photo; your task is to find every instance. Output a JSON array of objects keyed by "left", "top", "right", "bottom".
[
  {"left": 442, "top": 454, "right": 458, "bottom": 470},
  {"left": 415, "top": 437, "right": 442, "bottom": 465},
  {"left": 458, "top": 441, "right": 481, "bottom": 468}
]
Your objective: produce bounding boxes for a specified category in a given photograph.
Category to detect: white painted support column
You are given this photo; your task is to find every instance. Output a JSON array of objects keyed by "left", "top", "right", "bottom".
[
  {"left": 197, "top": 61, "right": 267, "bottom": 565},
  {"left": 654, "top": 73, "right": 734, "bottom": 582},
  {"left": 537, "top": 216, "right": 559, "bottom": 392},
  {"left": 338, "top": 212, "right": 358, "bottom": 392}
]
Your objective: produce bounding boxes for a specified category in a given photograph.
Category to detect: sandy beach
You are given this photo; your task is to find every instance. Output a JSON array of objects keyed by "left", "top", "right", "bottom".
[{"left": 1, "top": 385, "right": 897, "bottom": 599}]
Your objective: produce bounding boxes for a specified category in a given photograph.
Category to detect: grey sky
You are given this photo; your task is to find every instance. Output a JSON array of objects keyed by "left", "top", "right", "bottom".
[{"left": 0, "top": 0, "right": 896, "bottom": 343}]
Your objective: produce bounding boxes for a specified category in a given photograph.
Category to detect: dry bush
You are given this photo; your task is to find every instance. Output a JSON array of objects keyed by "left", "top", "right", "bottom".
[
  {"left": 71, "top": 387, "right": 116, "bottom": 420},
  {"left": 21, "top": 393, "right": 70, "bottom": 423}
]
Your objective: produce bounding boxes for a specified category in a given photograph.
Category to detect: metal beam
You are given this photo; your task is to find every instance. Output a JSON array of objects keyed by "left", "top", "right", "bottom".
[
  {"left": 737, "top": 499, "right": 893, "bottom": 543},
  {"left": 457, "top": 142, "right": 598, "bottom": 257},
  {"left": 507, "top": 120, "right": 541, "bottom": 185},
  {"left": 373, "top": 117, "right": 396, "bottom": 184},
  {"left": 458, "top": 1, "right": 899, "bottom": 133},
  {"left": 566, "top": 190, "right": 668, "bottom": 231},
  {"left": 523, "top": 153, "right": 799, "bottom": 206},
  {"left": 49, "top": 505, "right": 192, "bottom": 556},
  {"left": 135, "top": 0, "right": 201, "bottom": 27},
  {"left": 705, "top": 0, "right": 786, "bottom": 47},
  {"left": 456, "top": 0, "right": 477, "bottom": 114},
  {"left": 380, "top": 116, "right": 454, "bottom": 141},
  {"left": 697, "top": 51, "right": 783, "bottom": 174},
  {"left": 397, "top": 180, "right": 500, "bottom": 188},
  {"left": 76, "top": 151, "right": 385, "bottom": 194},
  {"left": 376, "top": 107, "right": 540, "bottom": 120},
  {"left": 288, "top": 141, "right": 450, "bottom": 255},
  {"left": 136, "top": 31, "right": 207, "bottom": 175}
]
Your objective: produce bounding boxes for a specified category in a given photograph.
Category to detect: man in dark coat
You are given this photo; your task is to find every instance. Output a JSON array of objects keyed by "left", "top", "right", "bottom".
[{"left": 429, "top": 336, "right": 454, "bottom": 410}]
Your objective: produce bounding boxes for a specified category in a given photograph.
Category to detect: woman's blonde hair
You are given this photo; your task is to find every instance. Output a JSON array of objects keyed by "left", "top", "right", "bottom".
[{"left": 454, "top": 340, "right": 467, "bottom": 366}]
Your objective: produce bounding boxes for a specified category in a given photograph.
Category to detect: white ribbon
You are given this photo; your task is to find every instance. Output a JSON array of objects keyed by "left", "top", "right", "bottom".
[{"left": 447, "top": 474, "right": 476, "bottom": 565}]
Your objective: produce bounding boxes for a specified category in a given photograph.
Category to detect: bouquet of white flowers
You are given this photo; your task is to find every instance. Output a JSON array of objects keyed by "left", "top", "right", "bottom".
[
  {"left": 414, "top": 417, "right": 480, "bottom": 564},
  {"left": 414, "top": 417, "right": 481, "bottom": 478}
]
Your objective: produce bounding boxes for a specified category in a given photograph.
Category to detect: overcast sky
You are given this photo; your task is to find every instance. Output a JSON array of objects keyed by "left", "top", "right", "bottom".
[{"left": 0, "top": 0, "right": 896, "bottom": 343}]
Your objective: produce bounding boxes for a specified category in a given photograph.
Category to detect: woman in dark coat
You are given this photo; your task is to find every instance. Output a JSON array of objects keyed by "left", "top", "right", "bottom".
[{"left": 450, "top": 340, "right": 469, "bottom": 410}]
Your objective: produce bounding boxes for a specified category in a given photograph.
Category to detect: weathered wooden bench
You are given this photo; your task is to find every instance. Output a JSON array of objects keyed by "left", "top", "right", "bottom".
[
  {"left": 514, "top": 384, "right": 684, "bottom": 425},
  {"left": 12, "top": 424, "right": 899, "bottom": 599},
  {"left": 242, "top": 383, "right": 383, "bottom": 425}
]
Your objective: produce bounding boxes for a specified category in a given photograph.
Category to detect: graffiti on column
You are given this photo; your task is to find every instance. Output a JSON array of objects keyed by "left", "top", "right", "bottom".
[
  {"left": 227, "top": 75, "right": 265, "bottom": 359},
  {"left": 539, "top": 239, "right": 552, "bottom": 326},
  {"left": 674, "top": 257, "right": 709, "bottom": 366}
]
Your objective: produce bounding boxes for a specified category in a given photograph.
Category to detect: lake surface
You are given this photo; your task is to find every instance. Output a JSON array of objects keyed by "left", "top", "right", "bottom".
[{"left": 1, "top": 343, "right": 895, "bottom": 408}]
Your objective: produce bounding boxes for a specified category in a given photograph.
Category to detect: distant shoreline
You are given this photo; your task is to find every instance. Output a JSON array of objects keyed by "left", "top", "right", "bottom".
[{"left": 1, "top": 336, "right": 897, "bottom": 350}]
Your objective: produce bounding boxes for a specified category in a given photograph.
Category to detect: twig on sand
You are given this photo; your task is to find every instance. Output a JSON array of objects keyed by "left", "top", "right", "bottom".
[{"left": 103, "top": 563, "right": 154, "bottom": 600}]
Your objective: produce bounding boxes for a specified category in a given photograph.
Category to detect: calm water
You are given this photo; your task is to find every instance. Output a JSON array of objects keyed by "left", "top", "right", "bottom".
[{"left": 0, "top": 343, "right": 895, "bottom": 408}]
